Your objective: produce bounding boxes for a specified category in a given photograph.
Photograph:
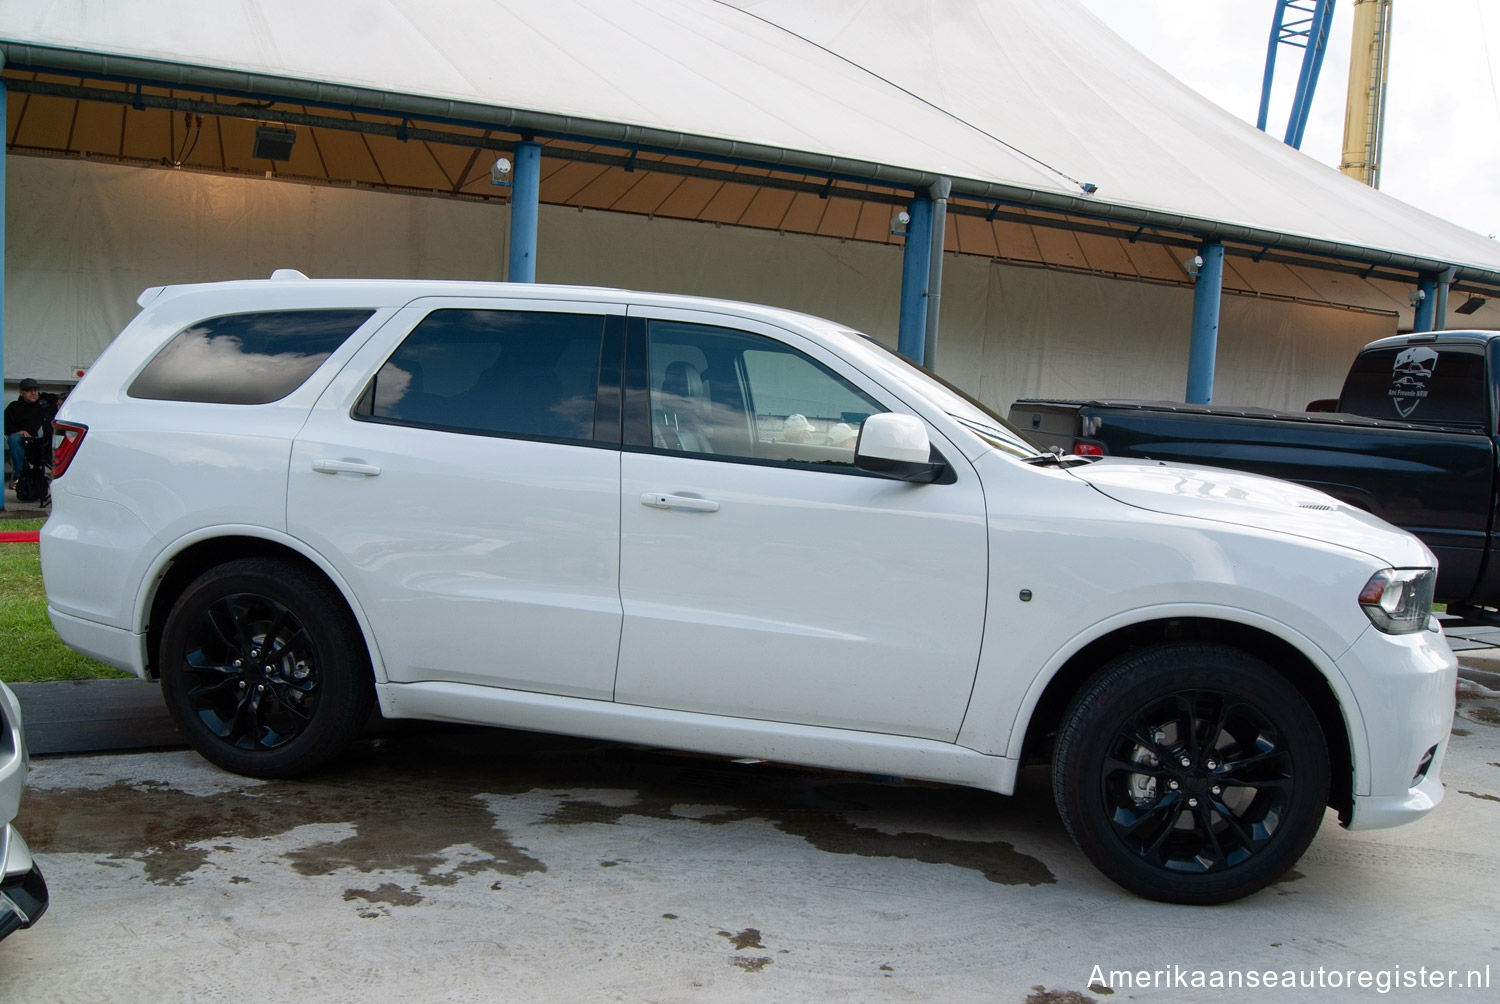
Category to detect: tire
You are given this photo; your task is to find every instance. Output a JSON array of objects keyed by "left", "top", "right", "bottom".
[
  {"left": 1052, "top": 643, "right": 1329, "bottom": 905},
  {"left": 159, "top": 558, "right": 373, "bottom": 779}
]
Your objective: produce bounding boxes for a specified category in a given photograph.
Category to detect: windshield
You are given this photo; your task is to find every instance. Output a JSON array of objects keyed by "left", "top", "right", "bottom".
[{"left": 846, "top": 333, "right": 1043, "bottom": 458}]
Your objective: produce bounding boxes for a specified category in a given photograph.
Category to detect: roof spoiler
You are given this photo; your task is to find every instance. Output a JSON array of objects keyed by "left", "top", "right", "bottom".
[{"left": 137, "top": 269, "right": 309, "bottom": 308}]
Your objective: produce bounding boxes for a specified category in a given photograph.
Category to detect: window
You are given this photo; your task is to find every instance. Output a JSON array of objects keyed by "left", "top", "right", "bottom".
[
  {"left": 646, "top": 321, "right": 883, "bottom": 467},
  {"left": 355, "top": 309, "right": 605, "bottom": 443},
  {"left": 129, "top": 309, "right": 374, "bottom": 404},
  {"left": 1339, "top": 345, "right": 1487, "bottom": 426}
]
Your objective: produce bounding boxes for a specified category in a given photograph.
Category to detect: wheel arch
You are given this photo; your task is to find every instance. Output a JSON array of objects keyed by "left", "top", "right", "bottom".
[
  {"left": 1011, "top": 615, "right": 1356, "bottom": 823},
  {"left": 140, "top": 529, "right": 384, "bottom": 685}
]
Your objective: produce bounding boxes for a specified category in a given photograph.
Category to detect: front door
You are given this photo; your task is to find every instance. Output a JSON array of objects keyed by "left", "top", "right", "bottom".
[{"left": 614, "top": 310, "right": 988, "bottom": 740}]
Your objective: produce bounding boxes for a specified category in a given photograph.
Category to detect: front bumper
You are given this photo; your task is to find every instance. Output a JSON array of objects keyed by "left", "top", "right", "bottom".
[
  {"left": 1, "top": 825, "right": 48, "bottom": 939},
  {"left": 2, "top": 680, "right": 49, "bottom": 939},
  {"left": 1338, "top": 620, "right": 1457, "bottom": 830}
]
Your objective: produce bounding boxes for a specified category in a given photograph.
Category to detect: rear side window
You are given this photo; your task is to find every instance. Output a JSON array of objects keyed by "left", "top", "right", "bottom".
[
  {"left": 1339, "top": 345, "right": 1487, "bottom": 425},
  {"left": 354, "top": 309, "right": 605, "bottom": 443},
  {"left": 129, "top": 309, "right": 374, "bottom": 404}
]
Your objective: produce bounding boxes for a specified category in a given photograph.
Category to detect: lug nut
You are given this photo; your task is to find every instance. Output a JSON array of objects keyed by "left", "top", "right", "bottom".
[
  {"left": 1188, "top": 797, "right": 1199, "bottom": 808},
  {"left": 1211, "top": 785, "right": 1222, "bottom": 796},
  {"left": 1206, "top": 759, "right": 1219, "bottom": 770},
  {"left": 1169, "top": 779, "right": 1180, "bottom": 790},
  {"left": 1179, "top": 757, "right": 1191, "bottom": 768}
]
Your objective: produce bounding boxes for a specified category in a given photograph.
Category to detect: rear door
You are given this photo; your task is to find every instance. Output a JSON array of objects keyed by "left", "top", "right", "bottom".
[
  {"left": 288, "top": 297, "right": 626, "bottom": 698},
  {"left": 614, "top": 308, "right": 989, "bottom": 741}
]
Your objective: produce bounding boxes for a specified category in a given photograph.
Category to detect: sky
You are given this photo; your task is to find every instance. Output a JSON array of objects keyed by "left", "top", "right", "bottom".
[{"left": 1077, "top": 0, "right": 1500, "bottom": 240}]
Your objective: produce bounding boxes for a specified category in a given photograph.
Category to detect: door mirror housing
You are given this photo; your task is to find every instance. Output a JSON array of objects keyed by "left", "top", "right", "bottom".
[{"left": 856, "top": 413, "right": 945, "bottom": 483}]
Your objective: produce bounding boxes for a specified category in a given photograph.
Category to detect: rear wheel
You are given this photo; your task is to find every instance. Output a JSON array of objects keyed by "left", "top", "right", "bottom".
[
  {"left": 1052, "top": 643, "right": 1329, "bottom": 904},
  {"left": 159, "top": 558, "right": 372, "bottom": 778}
]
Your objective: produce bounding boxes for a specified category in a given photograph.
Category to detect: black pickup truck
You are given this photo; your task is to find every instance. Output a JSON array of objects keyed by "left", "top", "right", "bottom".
[{"left": 1010, "top": 330, "right": 1500, "bottom": 607}]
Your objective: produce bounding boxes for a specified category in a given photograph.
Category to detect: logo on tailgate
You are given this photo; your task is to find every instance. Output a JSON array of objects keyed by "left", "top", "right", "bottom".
[{"left": 1388, "top": 346, "right": 1438, "bottom": 418}]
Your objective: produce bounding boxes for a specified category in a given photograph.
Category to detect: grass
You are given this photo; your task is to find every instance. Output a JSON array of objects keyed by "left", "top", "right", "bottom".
[{"left": 0, "top": 519, "right": 130, "bottom": 683}]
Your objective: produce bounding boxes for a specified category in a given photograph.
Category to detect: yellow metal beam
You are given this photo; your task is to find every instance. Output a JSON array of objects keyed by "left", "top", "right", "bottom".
[{"left": 1341, "top": 0, "right": 1394, "bottom": 186}]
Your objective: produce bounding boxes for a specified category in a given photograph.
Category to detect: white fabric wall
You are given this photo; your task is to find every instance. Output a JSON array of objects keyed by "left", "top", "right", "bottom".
[{"left": 4, "top": 157, "right": 1392, "bottom": 411}]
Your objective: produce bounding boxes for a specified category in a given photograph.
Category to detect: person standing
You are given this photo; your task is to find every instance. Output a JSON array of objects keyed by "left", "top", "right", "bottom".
[{"left": 5, "top": 378, "right": 51, "bottom": 493}]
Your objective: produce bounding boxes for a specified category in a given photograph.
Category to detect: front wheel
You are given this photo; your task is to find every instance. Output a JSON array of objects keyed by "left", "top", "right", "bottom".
[
  {"left": 1052, "top": 643, "right": 1330, "bottom": 904},
  {"left": 159, "top": 558, "right": 373, "bottom": 778}
]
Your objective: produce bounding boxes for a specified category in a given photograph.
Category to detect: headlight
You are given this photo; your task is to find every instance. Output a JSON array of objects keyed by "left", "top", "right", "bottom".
[{"left": 1358, "top": 568, "right": 1436, "bottom": 634}]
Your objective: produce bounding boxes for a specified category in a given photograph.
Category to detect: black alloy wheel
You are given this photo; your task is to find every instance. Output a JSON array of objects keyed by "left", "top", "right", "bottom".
[
  {"left": 1053, "top": 643, "right": 1330, "bottom": 904},
  {"left": 160, "top": 558, "right": 372, "bottom": 778}
]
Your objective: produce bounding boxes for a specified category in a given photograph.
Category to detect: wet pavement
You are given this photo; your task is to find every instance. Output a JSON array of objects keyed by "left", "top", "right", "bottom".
[{"left": 3, "top": 672, "right": 1500, "bottom": 1002}]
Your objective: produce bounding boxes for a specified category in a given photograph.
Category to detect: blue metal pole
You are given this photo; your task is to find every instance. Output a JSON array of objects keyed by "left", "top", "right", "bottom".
[
  {"left": 898, "top": 196, "right": 932, "bottom": 364},
  {"left": 507, "top": 140, "right": 541, "bottom": 283},
  {"left": 1186, "top": 242, "right": 1225, "bottom": 404},
  {"left": 0, "top": 66, "right": 6, "bottom": 511},
  {"left": 1413, "top": 275, "right": 1438, "bottom": 331}
]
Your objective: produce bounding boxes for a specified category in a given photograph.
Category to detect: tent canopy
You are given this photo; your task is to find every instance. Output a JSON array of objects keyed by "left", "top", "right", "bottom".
[{"left": 2, "top": 0, "right": 1498, "bottom": 300}]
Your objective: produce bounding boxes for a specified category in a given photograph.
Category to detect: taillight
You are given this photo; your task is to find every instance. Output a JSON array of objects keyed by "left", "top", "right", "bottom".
[
  {"left": 51, "top": 421, "right": 87, "bottom": 479},
  {"left": 1072, "top": 441, "right": 1104, "bottom": 456}
]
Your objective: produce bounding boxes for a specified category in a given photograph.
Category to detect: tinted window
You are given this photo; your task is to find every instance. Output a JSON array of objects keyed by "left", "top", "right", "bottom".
[
  {"left": 130, "top": 309, "right": 374, "bottom": 404},
  {"left": 356, "top": 309, "right": 604, "bottom": 443},
  {"left": 1339, "top": 345, "right": 1487, "bottom": 425},
  {"left": 647, "top": 321, "right": 883, "bottom": 468}
]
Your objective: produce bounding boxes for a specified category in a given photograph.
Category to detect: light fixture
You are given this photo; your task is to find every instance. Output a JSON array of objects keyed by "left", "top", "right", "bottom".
[
  {"left": 490, "top": 157, "right": 512, "bottom": 186},
  {"left": 1183, "top": 254, "right": 1203, "bottom": 278},
  {"left": 1409, "top": 288, "right": 1427, "bottom": 308},
  {"left": 1455, "top": 295, "right": 1487, "bottom": 316},
  {"left": 891, "top": 210, "right": 911, "bottom": 236},
  {"left": 252, "top": 125, "right": 296, "bottom": 161}
]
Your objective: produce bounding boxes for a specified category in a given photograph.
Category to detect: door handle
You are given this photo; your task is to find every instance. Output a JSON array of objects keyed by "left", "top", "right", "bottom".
[
  {"left": 640, "top": 492, "right": 719, "bottom": 513},
  {"left": 313, "top": 458, "right": 382, "bottom": 477}
]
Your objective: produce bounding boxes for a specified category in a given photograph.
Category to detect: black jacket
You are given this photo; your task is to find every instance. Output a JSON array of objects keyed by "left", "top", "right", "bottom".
[{"left": 4, "top": 397, "right": 51, "bottom": 437}]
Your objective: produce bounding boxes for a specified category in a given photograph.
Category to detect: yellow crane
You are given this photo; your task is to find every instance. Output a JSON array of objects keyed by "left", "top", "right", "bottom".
[{"left": 1341, "top": 0, "right": 1394, "bottom": 186}]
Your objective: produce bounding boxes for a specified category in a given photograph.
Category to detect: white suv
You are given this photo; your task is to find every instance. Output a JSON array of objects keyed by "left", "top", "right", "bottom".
[{"left": 42, "top": 272, "right": 1456, "bottom": 904}]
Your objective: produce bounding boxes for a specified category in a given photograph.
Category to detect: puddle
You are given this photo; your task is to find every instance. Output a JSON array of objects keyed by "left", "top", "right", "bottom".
[{"left": 19, "top": 728, "right": 1054, "bottom": 893}]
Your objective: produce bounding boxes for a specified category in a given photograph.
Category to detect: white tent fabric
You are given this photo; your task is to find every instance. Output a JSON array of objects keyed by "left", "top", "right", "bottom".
[
  {"left": 2, "top": 0, "right": 1498, "bottom": 278},
  {"left": 4, "top": 155, "right": 1391, "bottom": 411}
]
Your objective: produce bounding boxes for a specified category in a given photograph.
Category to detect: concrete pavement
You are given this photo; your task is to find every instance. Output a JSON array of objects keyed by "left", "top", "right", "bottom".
[{"left": 2, "top": 660, "right": 1498, "bottom": 1001}]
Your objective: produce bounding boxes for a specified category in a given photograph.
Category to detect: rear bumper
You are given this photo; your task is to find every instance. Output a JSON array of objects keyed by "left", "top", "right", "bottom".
[
  {"left": 1, "top": 825, "right": 48, "bottom": 940},
  {"left": 46, "top": 606, "right": 148, "bottom": 678}
]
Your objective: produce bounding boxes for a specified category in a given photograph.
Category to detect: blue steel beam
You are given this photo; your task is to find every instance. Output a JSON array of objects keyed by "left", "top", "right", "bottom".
[
  {"left": 507, "top": 140, "right": 540, "bottom": 283},
  {"left": 898, "top": 196, "right": 933, "bottom": 364},
  {"left": 1413, "top": 275, "right": 1438, "bottom": 331},
  {"left": 1186, "top": 242, "right": 1225, "bottom": 404},
  {"left": 1, "top": 65, "right": 7, "bottom": 512}
]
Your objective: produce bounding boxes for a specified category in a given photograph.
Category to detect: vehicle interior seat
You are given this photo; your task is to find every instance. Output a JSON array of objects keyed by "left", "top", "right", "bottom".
[{"left": 656, "top": 360, "right": 714, "bottom": 453}]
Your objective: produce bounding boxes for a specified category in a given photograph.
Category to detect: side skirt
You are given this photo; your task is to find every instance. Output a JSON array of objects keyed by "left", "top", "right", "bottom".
[{"left": 377, "top": 681, "right": 1019, "bottom": 795}]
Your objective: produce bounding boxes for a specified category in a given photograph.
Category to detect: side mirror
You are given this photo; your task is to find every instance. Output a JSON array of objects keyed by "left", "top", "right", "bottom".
[{"left": 856, "top": 413, "right": 945, "bottom": 483}]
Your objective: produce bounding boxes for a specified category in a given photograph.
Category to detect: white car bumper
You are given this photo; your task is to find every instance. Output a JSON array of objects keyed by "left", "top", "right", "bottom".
[{"left": 1338, "top": 622, "right": 1456, "bottom": 830}]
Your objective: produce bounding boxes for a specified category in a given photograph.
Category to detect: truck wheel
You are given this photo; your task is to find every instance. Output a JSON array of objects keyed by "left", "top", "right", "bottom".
[
  {"left": 1052, "top": 643, "right": 1329, "bottom": 904},
  {"left": 159, "top": 558, "right": 372, "bottom": 779}
]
